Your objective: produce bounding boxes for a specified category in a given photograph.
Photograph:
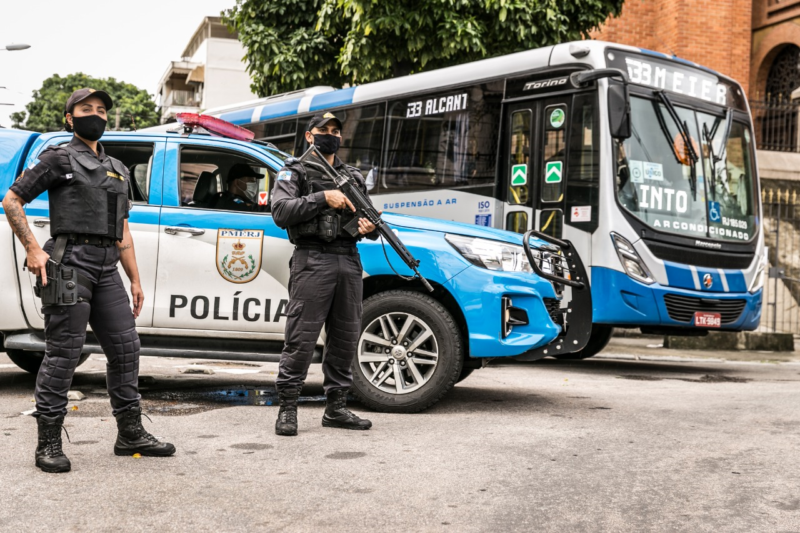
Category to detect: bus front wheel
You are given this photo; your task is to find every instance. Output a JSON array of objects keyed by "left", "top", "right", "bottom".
[{"left": 554, "top": 325, "right": 614, "bottom": 360}]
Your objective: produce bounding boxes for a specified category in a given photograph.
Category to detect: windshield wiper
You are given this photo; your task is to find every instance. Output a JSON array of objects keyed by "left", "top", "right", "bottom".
[
  {"left": 655, "top": 91, "right": 699, "bottom": 200},
  {"left": 702, "top": 108, "right": 733, "bottom": 201}
]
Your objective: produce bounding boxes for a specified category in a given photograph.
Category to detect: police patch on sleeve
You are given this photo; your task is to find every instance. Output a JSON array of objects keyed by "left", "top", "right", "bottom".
[
  {"left": 28, "top": 158, "right": 41, "bottom": 170},
  {"left": 277, "top": 171, "right": 293, "bottom": 181}
]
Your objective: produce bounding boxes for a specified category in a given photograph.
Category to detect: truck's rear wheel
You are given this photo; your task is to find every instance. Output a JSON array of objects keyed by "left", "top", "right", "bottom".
[
  {"left": 351, "top": 290, "right": 463, "bottom": 413},
  {"left": 554, "top": 325, "right": 614, "bottom": 360},
  {"left": 6, "top": 349, "right": 90, "bottom": 374}
]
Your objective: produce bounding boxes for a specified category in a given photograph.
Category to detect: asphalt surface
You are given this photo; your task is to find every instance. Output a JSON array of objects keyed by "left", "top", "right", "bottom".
[{"left": 1, "top": 339, "right": 799, "bottom": 532}]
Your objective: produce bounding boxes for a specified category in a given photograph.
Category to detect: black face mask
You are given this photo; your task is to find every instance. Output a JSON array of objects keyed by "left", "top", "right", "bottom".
[
  {"left": 312, "top": 133, "right": 341, "bottom": 155},
  {"left": 72, "top": 115, "right": 107, "bottom": 142}
]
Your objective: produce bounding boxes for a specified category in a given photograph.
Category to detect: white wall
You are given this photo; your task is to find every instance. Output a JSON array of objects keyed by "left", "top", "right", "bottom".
[{"left": 202, "top": 38, "right": 258, "bottom": 109}]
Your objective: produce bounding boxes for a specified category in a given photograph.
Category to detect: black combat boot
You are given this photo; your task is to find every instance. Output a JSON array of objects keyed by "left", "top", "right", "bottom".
[
  {"left": 114, "top": 406, "right": 176, "bottom": 457},
  {"left": 322, "top": 389, "right": 372, "bottom": 430},
  {"left": 35, "top": 414, "right": 71, "bottom": 473},
  {"left": 275, "top": 387, "right": 300, "bottom": 436}
]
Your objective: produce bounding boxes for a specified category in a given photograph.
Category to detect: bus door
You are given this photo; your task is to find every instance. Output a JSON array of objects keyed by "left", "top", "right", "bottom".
[{"left": 503, "top": 96, "right": 571, "bottom": 239}]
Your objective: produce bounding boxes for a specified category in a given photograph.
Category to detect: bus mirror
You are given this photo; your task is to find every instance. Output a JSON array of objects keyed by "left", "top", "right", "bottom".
[{"left": 608, "top": 83, "right": 631, "bottom": 140}]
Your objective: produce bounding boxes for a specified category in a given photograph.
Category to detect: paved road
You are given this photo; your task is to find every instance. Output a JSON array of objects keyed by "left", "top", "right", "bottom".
[{"left": 1, "top": 341, "right": 799, "bottom": 532}]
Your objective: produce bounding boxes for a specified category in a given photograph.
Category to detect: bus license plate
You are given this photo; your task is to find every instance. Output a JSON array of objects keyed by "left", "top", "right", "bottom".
[{"left": 694, "top": 312, "right": 721, "bottom": 328}]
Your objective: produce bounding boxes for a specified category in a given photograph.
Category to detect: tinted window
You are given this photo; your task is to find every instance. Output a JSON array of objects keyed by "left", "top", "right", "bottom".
[
  {"left": 541, "top": 104, "right": 567, "bottom": 203},
  {"left": 293, "top": 105, "right": 385, "bottom": 189},
  {"left": 381, "top": 81, "right": 503, "bottom": 195},
  {"left": 104, "top": 143, "right": 155, "bottom": 204},
  {"left": 248, "top": 118, "right": 297, "bottom": 155},
  {"left": 565, "top": 93, "right": 599, "bottom": 229},
  {"left": 507, "top": 110, "right": 531, "bottom": 206},
  {"left": 179, "top": 146, "right": 274, "bottom": 213}
]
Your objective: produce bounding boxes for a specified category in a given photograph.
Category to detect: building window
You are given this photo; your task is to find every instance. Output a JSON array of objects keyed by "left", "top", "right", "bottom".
[{"left": 751, "top": 44, "right": 800, "bottom": 152}]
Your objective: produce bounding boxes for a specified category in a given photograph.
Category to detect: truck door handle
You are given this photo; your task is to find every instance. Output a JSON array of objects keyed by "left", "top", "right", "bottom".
[
  {"left": 165, "top": 227, "right": 205, "bottom": 236},
  {"left": 33, "top": 219, "right": 50, "bottom": 227}
]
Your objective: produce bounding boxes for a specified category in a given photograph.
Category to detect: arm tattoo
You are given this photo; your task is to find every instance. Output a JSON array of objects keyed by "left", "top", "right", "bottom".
[
  {"left": 118, "top": 243, "right": 132, "bottom": 253},
  {"left": 4, "top": 197, "right": 34, "bottom": 249}
]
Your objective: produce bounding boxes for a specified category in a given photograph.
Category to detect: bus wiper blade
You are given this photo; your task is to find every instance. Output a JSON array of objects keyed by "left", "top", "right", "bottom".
[
  {"left": 716, "top": 107, "right": 733, "bottom": 164},
  {"left": 656, "top": 91, "right": 698, "bottom": 164},
  {"left": 702, "top": 107, "right": 733, "bottom": 202},
  {"left": 656, "top": 91, "right": 698, "bottom": 199},
  {"left": 702, "top": 122, "right": 717, "bottom": 201}
]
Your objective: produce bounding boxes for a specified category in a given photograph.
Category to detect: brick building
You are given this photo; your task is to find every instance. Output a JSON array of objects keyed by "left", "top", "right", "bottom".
[{"left": 593, "top": 0, "right": 800, "bottom": 179}]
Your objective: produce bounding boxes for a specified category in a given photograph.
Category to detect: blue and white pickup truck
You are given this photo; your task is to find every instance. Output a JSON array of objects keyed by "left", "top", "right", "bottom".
[{"left": 0, "top": 123, "right": 590, "bottom": 412}]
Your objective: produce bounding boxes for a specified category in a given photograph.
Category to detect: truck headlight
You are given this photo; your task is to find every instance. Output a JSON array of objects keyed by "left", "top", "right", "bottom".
[
  {"left": 611, "top": 232, "right": 654, "bottom": 285},
  {"left": 446, "top": 234, "right": 535, "bottom": 273},
  {"left": 749, "top": 247, "right": 768, "bottom": 294}
]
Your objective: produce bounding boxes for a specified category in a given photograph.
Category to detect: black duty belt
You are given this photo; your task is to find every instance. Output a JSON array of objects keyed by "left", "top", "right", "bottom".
[
  {"left": 64, "top": 234, "right": 118, "bottom": 247},
  {"left": 295, "top": 244, "right": 358, "bottom": 256}
]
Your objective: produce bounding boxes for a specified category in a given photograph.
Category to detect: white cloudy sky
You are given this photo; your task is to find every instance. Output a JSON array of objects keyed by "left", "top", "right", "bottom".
[{"left": 0, "top": 0, "right": 236, "bottom": 127}]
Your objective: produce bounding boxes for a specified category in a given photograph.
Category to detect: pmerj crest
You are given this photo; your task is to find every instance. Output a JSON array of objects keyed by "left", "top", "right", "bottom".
[{"left": 216, "top": 229, "right": 264, "bottom": 283}]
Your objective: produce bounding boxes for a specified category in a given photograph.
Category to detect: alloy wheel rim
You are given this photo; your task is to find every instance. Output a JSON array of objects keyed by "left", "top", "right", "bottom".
[{"left": 358, "top": 312, "right": 439, "bottom": 395}]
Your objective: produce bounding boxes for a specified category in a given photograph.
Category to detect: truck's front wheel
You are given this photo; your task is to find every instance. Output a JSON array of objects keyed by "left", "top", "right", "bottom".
[
  {"left": 351, "top": 290, "right": 463, "bottom": 413},
  {"left": 6, "top": 349, "right": 90, "bottom": 374}
]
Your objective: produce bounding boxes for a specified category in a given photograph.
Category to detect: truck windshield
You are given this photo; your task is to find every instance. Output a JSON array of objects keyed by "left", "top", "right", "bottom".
[{"left": 616, "top": 96, "right": 757, "bottom": 243}]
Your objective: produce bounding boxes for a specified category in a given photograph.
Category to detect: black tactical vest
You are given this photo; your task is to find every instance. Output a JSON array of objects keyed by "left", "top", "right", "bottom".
[
  {"left": 48, "top": 145, "right": 129, "bottom": 240},
  {"left": 285, "top": 160, "right": 360, "bottom": 245}
]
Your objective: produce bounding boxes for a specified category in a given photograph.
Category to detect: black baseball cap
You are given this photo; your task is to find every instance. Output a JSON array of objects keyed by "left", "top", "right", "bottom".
[
  {"left": 228, "top": 163, "right": 263, "bottom": 182},
  {"left": 64, "top": 88, "right": 114, "bottom": 115},
  {"left": 306, "top": 112, "right": 342, "bottom": 131}
]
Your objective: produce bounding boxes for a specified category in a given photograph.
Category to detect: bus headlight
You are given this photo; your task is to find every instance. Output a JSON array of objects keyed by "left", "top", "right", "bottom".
[
  {"left": 446, "top": 234, "right": 534, "bottom": 273},
  {"left": 749, "top": 248, "right": 768, "bottom": 294},
  {"left": 610, "top": 232, "right": 654, "bottom": 285}
]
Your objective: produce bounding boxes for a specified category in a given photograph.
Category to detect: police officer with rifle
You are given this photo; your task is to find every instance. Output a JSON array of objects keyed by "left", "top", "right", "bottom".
[
  {"left": 2, "top": 88, "right": 175, "bottom": 473},
  {"left": 271, "top": 112, "right": 382, "bottom": 436}
]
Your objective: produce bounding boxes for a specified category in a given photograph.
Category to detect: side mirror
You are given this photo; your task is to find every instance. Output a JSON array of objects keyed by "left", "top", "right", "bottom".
[
  {"left": 608, "top": 82, "right": 631, "bottom": 140},
  {"left": 570, "top": 68, "right": 631, "bottom": 140}
]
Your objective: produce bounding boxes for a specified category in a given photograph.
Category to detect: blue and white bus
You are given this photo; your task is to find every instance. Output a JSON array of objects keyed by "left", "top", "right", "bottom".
[{"left": 199, "top": 40, "right": 766, "bottom": 358}]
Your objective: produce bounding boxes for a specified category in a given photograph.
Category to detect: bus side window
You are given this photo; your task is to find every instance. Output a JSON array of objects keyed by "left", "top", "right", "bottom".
[
  {"left": 248, "top": 118, "right": 298, "bottom": 155},
  {"left": 506, "top": 211, "right": 528, "bottom": 233},
  {"left": 338, "top": 104, "right": 385, "bottom": 193},
  {"left": 508, "top": 110, "right": 531, "bottom": 206},
  {"left": 383, "top": 83, "right": 502, "bottom": 196},
  {"left": 541, "top": 104, "right": 567, "bottom": 203},
  {"left": 566, "top": 93, "right": 599, "bottom": 230},
  {"left": 539, "top": 208, "right": 563, "bottom": 238}
]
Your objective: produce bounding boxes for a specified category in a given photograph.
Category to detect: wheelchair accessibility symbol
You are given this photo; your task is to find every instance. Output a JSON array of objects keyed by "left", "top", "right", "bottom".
[{"left": 708, "top": 201, "right": 721, "bottom": 223}]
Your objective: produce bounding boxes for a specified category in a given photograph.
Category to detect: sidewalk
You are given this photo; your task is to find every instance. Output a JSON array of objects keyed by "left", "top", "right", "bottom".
[{"left": 601, "top": 335, "right": 799, "bottom": 363}]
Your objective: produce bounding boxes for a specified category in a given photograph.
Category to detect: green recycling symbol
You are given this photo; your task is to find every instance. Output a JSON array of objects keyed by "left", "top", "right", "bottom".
[
  {"left": 545, "top": 161, "right": 562, "bottom": 183},
  {"left": 511, "top": 164, "right": 527, "bottom": 186}
]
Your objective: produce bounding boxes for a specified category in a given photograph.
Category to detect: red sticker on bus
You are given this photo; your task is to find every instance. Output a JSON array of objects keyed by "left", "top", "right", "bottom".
[{"left": 258, "top": 191, "right": 269, "bottom": 206}]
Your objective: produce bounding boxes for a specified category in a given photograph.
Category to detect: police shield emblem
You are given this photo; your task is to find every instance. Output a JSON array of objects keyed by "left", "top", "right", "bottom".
[{"left": 216, "top": 229, "right": 264, "bottom": 283}]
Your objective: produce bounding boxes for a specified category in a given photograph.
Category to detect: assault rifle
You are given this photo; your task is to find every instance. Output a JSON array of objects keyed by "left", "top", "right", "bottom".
[{"left": 298, "top": 145, "right": 434, "bottom": 292}]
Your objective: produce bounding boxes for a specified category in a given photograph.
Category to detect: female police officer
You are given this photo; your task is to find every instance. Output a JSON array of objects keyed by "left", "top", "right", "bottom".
[{"left": 2, "top": 88, "right": 175, "bottom": 473}]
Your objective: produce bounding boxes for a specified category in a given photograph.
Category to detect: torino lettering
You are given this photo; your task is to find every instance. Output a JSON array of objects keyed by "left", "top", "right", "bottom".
[{"left": 170, "top": 293, "right": 290, "bottom": 322}]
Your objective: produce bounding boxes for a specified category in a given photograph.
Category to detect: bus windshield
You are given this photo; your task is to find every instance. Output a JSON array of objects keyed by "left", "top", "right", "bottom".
[{"left": 615, "top": 96, "right": 757, "bottom": 243}]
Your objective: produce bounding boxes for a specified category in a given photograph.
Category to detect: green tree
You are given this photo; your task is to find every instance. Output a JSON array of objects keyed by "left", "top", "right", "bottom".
[
  {"left": 12, "top": 73, "right": 159, "bottom": 132},
  {"left": 223, "top": 0, "right": 624, "bottom": 97}
]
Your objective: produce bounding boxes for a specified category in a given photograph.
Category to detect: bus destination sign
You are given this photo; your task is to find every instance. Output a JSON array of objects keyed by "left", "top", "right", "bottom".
[{"left": 605, "top": 49, "right": 746, "bottom": 110}]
